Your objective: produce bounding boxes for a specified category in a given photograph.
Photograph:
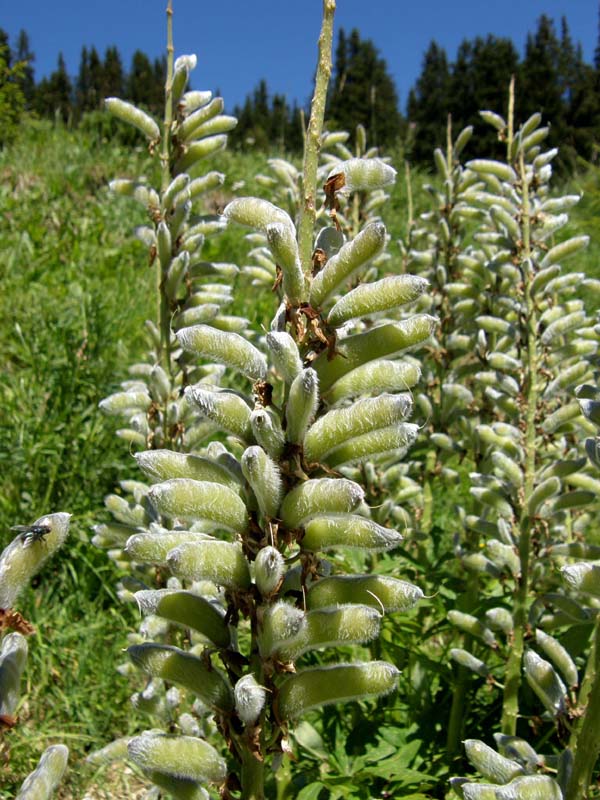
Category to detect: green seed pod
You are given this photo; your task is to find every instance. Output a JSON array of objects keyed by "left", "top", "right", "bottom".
[
  {"left": 280, "top": 478, "right": 364, "bottom": 529},
  {"left": 325, "top": 423, "right": 419, "bottom": 468},
  {"left": 142, "top": 771, "right": 209, "bottom": 800},
  {"left": 105, "top": 97, "right": 160, "bottom": 141},
  {"left": 157, "top": 220, "right": 172, "bottom": 269},
  {"left": 136, "top": 590, "right": 230, "bottom": 649},
  {"left": 450, "top": 649, "right": 489, "bottom": 677},
  {"left": 485, "top": 607, "right": 514, "bottom": 634},
  {"left": 174, "top": 135, "right": 228, "bottom": 172},
  {"left": 266, "top": 222, "right": 306, "bottom": 304},
  {"left": 286, "top": 368, "right": 319, "bottom": 445},
  {"left": 523, "top": 649, "right": 567, "bottom": 716},
  {"left": 527, "top": 476, "right": 561, "bottom": 517},
  {"left": 541, "top": 311, "right": 587, "bottom": 346},
  {"left": 454, "top": 125, "right": 473, "bottom": 155},
  {"left": 223, "top": 197, "right": 293, "bottom": 233},
  {"left": 148, "top": 478, "right": 248, "bottom": 533},
  {"left": 541, "top": 402, "right": 581, "bottom": 434},
  {"left": 168, "top": 540, "right": 251, "bottom": 589},
  {"left": 188, "top": 115, "right": 237, "bottom": 140},
  {"left": 495, "top": 775, "right": 562, "bottom": 800},
  {"left": 185, "top": 387, "right": 252, "bottom": 441},
  {"left": 0, "top": 513, "right": 71, "bottom": 608},
  {"left": 104, "top": 494, "right": 146, "bottom": 527},
  {"left": 540, "top": 235, "right": 589, "bottom": 268},
  {"left": 448, "top": 610, "right": 496, "bottom": 648},
  {"left": 306, "top": 574, "right": 422, "bottom": 612},
  {"left": 551, "top": 490, "right": 595, "bottom": 512},
  {"left": 461, "top": 782, "right": 498, "bottom": 800},
  {"left": 276, "top": 661, "right": 399, "bottom": 720},
  {"left": 261, "top": 601, "right": 306, "bottom": 657},
  {"left": 254, "top": 546, "right": 285, "bottom": 597},
  {"left": 149, "top": 364, "right": 171, "bottom": 404},
  {"left": 534, "top": 629, "right": 578, "bottom": 688},
  {"left": 301, "top": 514, "right": 403, "bottom": 552},
  {"left": 165, "top": 251, "right": 190, "bottom": 298},
  {"left": 562, "top": 562, "right": 600, "bottom": 596},
  {"left": 187, "top": 171, "right": 225, "bottom": 201},
  {"left": 266, "top": 332, "right": 302, "bottom": 384},
  {"left": 178, "top": 96, "right": 225, "bottom": 141},
  {"left": 281, "top": 605, "right": 381, "bottom": 660},
  {"left": 325, "top": 359, "right": 421, "bottom": 405},
  {"left": 177, "top": 324, "right": 267, "bottom": 381},
  {"left": 530, "top": 264, "right": 561, "bottom": 297},
  {"left": 466, "top": 159, "right": 517, "bottom": 182},
  {"left": 161, "top": 173, "right": 190, "bottom": 213},
  {"left": 86, "top": 737, "right": 130, "bottom": 765},
  {"left": 480, "top": 110, "right": 506, "bottom": 130},
  {"left": 99, "top": 390, "right": 152, "bottom": 415},
  {"left": 234, "top": 674, "right": 267, "bottom": 726},
  {"left": 327, "top": 275, "right": 428, "bottom": 326},
  {"left": 250, "top": 408, "right": 285, "bottom": 459},
  {"left": 127, "top": 732, "right": 226, "bottom": 785},
  {"left": 304, "top": 394, "right": 412, "bottom": 463},
  {"left": 16, "top": 744, "right": 69, "bottom": 800},
  {"left": 135, "top": 450, "right": 241, "bottom": 494},
  {"left": 91, "top": 521, "right": 135, "bottom": 548},
  {"left": 464, "top": 739, "right": 524, "bottom": 784},
  {"left": 313, "top": 316, "right": 437, "bottom": 392},
  {"left": 129, "top": 643, "right": 233, "bottom": 710},
  {"left": 490, "top": 205, "right": 521, "bottom": 242},
  {"left": 125, "top": 531, "right": 213, "bottom": 565},
  {"left": 486, "top": 540, "right": 520, "bottom": 577},
  {"left": 0, "top": 633, "right": 28, "bottom": 716},
  {"left": 310, "top": 222, "right": 386, "bottom": 307},
  {"left": 328, "top": 158, "right": 397, "bottom": 193},
  {"left": 241, "top": 446, "right": 283, "bottom": 519},
  {"left": 493, "top": 734, "right": 541, "bottom": 771}
]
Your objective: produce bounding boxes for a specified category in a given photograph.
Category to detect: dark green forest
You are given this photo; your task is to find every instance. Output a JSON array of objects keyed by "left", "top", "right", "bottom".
[{"left": 3, "top": 13, "right": 600, "bottom": 167}]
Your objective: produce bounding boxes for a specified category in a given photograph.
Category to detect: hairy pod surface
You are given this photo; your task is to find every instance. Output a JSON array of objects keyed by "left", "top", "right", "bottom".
[{"left": 127, "top": 732, "right": 227, "bottom": 784}]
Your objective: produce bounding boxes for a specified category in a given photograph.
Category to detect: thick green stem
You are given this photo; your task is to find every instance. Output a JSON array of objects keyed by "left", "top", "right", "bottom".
[
  {"left": 297, "top": 0, "right": 336, "bottom": 283},
  {"left": 158, "top": 0, "right": 175, "bottom": 375},
  {"left": 565, "top": 615, "right": 600, "bottom": 800},
  {"left": 501, "top": 152, "right": 538, "bottom": 735},
  {"left": 241, "top": 746, "right": 265, "bottom": 800}
]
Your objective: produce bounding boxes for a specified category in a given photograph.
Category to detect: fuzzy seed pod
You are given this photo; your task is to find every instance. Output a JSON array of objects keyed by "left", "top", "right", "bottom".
[
  {"left": 135, "top": 590, "right": 230, "bottom": 649},
  {"left": 450, "top": 649, "right": 489, "bottom": 677},
  {"left": 178, "top": 96, "right": 225, "bottom": 141},
  {"left": 266, "top": 332, "right": 303, "bottom": 384},
  {"left": 0, "top": 633, "right": 28, "bottom": 716},
  {"left": 174, "top": 135, "right": 228, "bottom": 172},
  {"left": 306, "top": 574, "right": 422, "bottom": 613},
  {"left": 448, "top": 610, "right": 496, "bottom": 648},
  {"left": 127, "top": 732, "right": 226, "bottom": 785},
  {"left": 266, "top": 222, "right": 306, "bottom": 304},
  {"left": 241, "top": 446, "right": 283, "bottom": 519},
  {"left": 254, "top": 546, "right": 285, "bottom": 597},
  {"left": 561, "top": 562, "right": 600, "bottom": 597},
  {"left": 250, "top": 408, "right": 285, "bottom": 459},
  {"left": 223, "top": 197, "right": 294, "bottom": 233},
  {"left": 185, "top": 386, "right": 253, "bottom": 441},
  {"left": 279, "top": 605, "right": 382, "bottom": 660},
  {"left": 495, "top": 775, "right": 563, "bottom": 800},
  {"left": 328, "top": 158, "right": 397, "bottom": 193},
  {"left": 464, "top": 739, "right": 524, "bottom": 784},
  {"left": 324, "top": 423, "right": 419, "bottom": 468},
  {"left": 326, "top": 275, "right": 428, "bottom": 326},
  {"left": 177, "top": 324, "right": 267, "bottom": 381},
  {"left": 286, "top": 368, "right": 319, "bottom": 445},
  {"left": 313, "top": 316, "right": 437, "bottom": 392},
  {"left": 125, "top": 531, "right": 213, "bottom": 565},
  {"left": 304, "top": 393, "right": 412, "bottom": 463},
  {"left": 105, "top": 97, "right": 160, "bottom": 140},
  {"left": 99, "top": 391, "right": 152, "bottom": 415},
  {"left": 324, "top": 359, "right": 421, "bottom": 405},
  {"left": 280, "top": 478, "right": 364, "bottom": 529},
  {"left": 0, "top": 513, "right": 71, "bottom": 608},
  {"left": 523, "top": 649, "right": 567, "bottom": 717},
  {"left": 261, "top": 601, "right": 306, "bottom": 657},
  {"left": 276, "top": 661, "right": 399, "bottom": 720},
  {"left": 148, "top": 478, "right": 248, "bottom": 533},
  {"left": 168, "top": 540, "right": 251, "bottom": 589},
  {"left": 128, "top": 643, "right": 233, "bottom": 711},
  {"left": 301, "top": 514, "right": 403, "bottom": 552},
  {"left": 534, "top": 629, "right": 578, "bottom": 688},
  {"left": 135, "top": 450, "right": 242, "bottom": 494},
  {"left": 310, "top": 222, "right": 386, "bottom": 307},
  {"left": 234, "top": 675, "right": 267, "bottom": 726},
  {"left": 16, "top": 744, "right": 69, "bottom": 800}
]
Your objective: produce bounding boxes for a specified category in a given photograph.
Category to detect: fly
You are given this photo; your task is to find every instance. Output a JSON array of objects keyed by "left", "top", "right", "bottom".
[{"left": 11, "top": 523, "right": 51, "bottom": 547}]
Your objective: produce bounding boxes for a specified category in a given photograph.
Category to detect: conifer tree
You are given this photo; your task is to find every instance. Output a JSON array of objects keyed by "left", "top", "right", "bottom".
[
  {"left": 33, "top": 52, "right": 72, "bottom": 122},
  {"left": 15, "top": 29, "right": 34, "bottom": 106},
  {"left": 407, "top": 40, "right": 451, "bottom": 163},
  {"left": 327, "top": 27, "right": 402, "bottom": 148}
]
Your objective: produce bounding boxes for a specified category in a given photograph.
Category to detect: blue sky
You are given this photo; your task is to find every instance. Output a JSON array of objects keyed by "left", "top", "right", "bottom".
[{"left": 3, "top": 1, "right": 598, "bottom": 113}]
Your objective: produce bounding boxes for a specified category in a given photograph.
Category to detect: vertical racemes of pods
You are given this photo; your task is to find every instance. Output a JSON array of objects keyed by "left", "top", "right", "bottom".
[
  {"left": 101, "top": 5, "right": 241, "bottom": 457},
  {"left": 0, "top": 514, "right": 70, "bottom": 794},
  {"left": 446, "top": 100, "right": 599, "bottom": 794},
  {"left": 110, "top": 2, "right": 435, "bottom": 797}
]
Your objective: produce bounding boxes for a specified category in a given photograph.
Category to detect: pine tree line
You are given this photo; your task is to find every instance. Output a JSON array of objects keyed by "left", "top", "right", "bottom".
[{"left": 2, "top": 13, "right": 600, "bottom": 167}]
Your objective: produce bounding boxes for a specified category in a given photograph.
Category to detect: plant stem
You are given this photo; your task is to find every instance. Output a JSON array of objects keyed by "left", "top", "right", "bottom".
[
  {"left": 157, "top": 0, "right": 175, "bottom": 375},
  {"left": 565, "top": 614, "right": 600, "bottom": 800},
  {"left": 241, "top": 746, "right": 265, "bottom": 800},
  {"left": 297, "top": 0, "right": 336, "bottom": 284},
  {"left": 501, "top": 152, "right": 538, "bottom": 735}
]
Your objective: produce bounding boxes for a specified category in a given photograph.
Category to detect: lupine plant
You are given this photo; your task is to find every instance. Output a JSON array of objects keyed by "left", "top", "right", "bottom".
[
  {"left": 0, "top": 513, "right": 70, "bottom": 797},
  {"left": 91, "top": 2, "right": 437, "bottom": 797}
]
